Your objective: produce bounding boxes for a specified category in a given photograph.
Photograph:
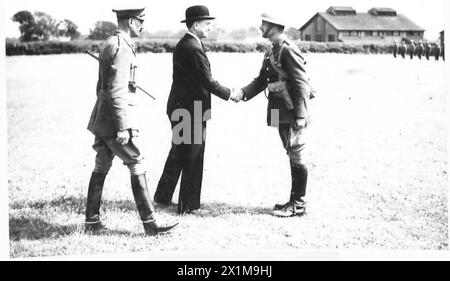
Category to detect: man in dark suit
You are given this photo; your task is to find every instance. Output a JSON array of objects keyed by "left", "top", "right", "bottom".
[{"left": 154, "top": 5, "right": 234, "bottom": 214}]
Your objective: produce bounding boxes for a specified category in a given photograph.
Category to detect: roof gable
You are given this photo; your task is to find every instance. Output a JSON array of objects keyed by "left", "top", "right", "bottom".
[{"left": 317, "top": 12, "right": 424, "bottom": 31}]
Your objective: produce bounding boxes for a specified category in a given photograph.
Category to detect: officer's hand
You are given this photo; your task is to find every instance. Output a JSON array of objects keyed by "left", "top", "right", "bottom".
[
  {"left": 293, "top": 118, "right": 306, "bottom": 131},
  {"left": 116, "top": 130, "right": 130, "bottom": 145}
]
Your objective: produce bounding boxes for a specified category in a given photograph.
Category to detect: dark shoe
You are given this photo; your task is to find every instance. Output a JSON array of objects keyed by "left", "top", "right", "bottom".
[
  {"left": 85, "top": 172, "right": 107, "bottom": 223},
  {"left": 177, "top": 200, "right": 200, "bottom": 215},
  {"left": 84, "top": 220, "right": 106, "bottom": 233},
  {"left": 143, "top": 219, "right": 179, "bottom": 236},
  {"left": 153, "top": 198, "right": 174, "bottom": 207},
  {"left": 271, "top": 201, "right": 306, "bottom": 217},
  {"left": 273, "top": 201, "right": 290, "bottom": 211}
]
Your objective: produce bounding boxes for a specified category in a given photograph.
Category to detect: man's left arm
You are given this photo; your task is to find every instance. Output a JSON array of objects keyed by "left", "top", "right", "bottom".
[{"left": 281, "top": 46, "right": 310, "bottom": 123}]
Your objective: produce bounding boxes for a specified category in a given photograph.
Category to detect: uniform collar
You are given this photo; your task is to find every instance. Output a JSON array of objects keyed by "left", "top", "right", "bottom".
[
  {"left": 186, "top": 31, "right": 202, "bottom": 47},
  {"left": 114, "top": 30, "right": 135, "bottom": 50},
  {"left": 272, "top": 33, "right": 287, "bottom": 48}
]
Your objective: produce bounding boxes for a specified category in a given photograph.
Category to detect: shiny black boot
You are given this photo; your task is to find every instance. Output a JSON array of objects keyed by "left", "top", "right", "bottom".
[
  {"left": 85, "top": 172, "right": 107, "bottom": 232},
  {"left": 131, "top": 174, "right": 178, "bottom": 235},
  {"left": 272, "top": 162, "right": 307, "bottom": 217}
]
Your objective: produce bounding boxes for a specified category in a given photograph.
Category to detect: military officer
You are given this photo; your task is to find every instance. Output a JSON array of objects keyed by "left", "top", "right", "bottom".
[
  {"left": 233, "top": 13, "right": 314, "bottom": 217},
  {"left": 85, "top": 7, "right": 177, "bottom": 235}
]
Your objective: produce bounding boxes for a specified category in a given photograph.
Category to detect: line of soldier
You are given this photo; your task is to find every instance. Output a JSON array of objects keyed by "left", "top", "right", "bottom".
[{"left": 393, "top": 40, "right": 444, "bottom": 60}]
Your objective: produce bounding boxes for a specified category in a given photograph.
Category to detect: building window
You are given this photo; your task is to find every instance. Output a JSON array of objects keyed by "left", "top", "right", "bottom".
[
  {"left": 305, "top": 34, "right": 311, "bottom": 41},
  {"left": 351, "top": 31, "right": 358, "bottom": 36},
  {"left": 386, "top": 31, "right": 393, "bottom": 36},
  {"left": 407, "top": 31, "right": 414, "bottom": 36},
  {"left": 342, "top": 31, "right": 350, "bottom": 36},
  {"left": 393, "top": 31, "right": 400, "bottom": 36},
  {"left": 315, "top": 34, "right": 323, "bottom": 42},
  {"left": 328, "top": 35, "right": 335, "bottom": 42}
]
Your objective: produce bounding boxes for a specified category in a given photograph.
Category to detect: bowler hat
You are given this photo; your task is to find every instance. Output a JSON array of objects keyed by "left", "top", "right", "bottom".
[
  {"left": 261, "top": 12, "right": 285, "bottom": 27},
  {"left": 181, "top": 5, "right": 215, "bottom": 23},
  {"left": 112, "top": 8, "right": 146, "bottom": 20}
]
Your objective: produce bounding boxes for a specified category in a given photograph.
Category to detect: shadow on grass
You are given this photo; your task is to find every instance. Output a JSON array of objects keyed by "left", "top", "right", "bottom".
[
  {"left": 10, "top": 196, "right": 272, "bottom": 217},
  {"left": 9, "top": 217, "right": 135, "bottom": 241},
  {"left": 173, "top": 202, "right": 273, "bottom": 218},
  {"left": 10, "top": 195, "right": 139, "bottom": 214}
]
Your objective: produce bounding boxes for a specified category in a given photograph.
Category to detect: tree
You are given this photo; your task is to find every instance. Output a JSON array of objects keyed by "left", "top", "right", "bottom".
[
  {"left": 58, "top": 19, "right": 80, "bottom": 40},
  {"left": 285, "top": 27, "right": 301, "bottom": 40},
  {"left": 12, "top": 10, "right": 37, "bottom": 42},
  {"left": 33, "top": 11, "right": 59, "bottom": 40},
  {"left": 12, "top": 10, "right": 60, "bottom": 41},
  {"left": 88, "top": 21, "right": 117, "bottom": 40}
]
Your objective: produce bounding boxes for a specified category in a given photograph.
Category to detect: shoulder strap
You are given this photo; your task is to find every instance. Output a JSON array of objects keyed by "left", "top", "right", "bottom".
[
  {"left": 269, "top": 46, "right": 288, "bottom": 81},
  {"left": 111, "top": 34, "right": 121, "bottom": 62}
]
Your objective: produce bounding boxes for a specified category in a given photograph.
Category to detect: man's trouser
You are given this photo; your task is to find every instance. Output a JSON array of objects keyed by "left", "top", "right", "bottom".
[
  {"left": 92, "top": 132, "right": 145, "bottom": 175},
  {"left": 154, "top": 120, "right": 207, "bottom": 214},
  {"left": 86, "top": 132, "right": 154, "bottom": 224}
]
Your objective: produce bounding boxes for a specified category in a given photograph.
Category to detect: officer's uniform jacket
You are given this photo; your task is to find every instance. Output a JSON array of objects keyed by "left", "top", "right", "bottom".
[
  {"left": 242, "top": 34, "right": 312, "bottom": 126},
  {"left": 88, "top": 30, "right": 139, "bottom": 137},
  {"left": 166, "top": 33, "right": 230, "bottom": 122}
]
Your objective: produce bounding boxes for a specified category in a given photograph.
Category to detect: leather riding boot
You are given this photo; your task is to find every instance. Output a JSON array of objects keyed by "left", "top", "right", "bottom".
[
  {"left": 131, "top": 174, "right": 178, "bottom": 235},
  {"left": 273, "top": 162, "right": 308, "bottom": 211},
  {"left": 85, "top": 172, "right": 107, "bottom": 232},
  {"left": 289, "top": 162, "right": 308, "bottom": 205},
  {"left": 271, "top": 162, "right": 307, "bottom": 217}
]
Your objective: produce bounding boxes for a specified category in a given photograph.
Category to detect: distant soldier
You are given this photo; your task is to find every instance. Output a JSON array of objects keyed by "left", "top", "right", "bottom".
[
  {"left": 425, "top": 41, "right": 431, "bottom": 60},
  {"left": 85, "top": 7, "right": 178, "bottom": 235},
  {"left": 393, "top": 40, "right": 398, "bottom": 58},
  {"left": 434, "top": 42, "right": 441, "bottom": 60},
  {"left": 409, "top": 41, "right": 415, "bottom": 59},
  {"left": 399, "top": 41, "right": 406, "bottom": 58},
  {"left": 416, "top": 40, "right": 423, "bottom": 59}
]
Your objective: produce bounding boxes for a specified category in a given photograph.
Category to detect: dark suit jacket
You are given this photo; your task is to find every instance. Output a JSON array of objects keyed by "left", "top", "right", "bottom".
[{"left": 167, "top": 33, "right": 230, "bottom": 122}]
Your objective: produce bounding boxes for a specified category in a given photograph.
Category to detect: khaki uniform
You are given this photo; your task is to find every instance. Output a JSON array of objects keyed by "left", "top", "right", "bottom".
[
  {"left": 242, "top": 34, "right": 313, "bottom": 165},
  {"left": 87, "top": 30, "right": 143, "bottom": 175}
]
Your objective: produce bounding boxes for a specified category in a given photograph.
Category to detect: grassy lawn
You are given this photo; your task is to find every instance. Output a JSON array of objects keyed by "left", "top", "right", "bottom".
[{"left": 7, "top": 53, "right": 448, "bottom": 258}]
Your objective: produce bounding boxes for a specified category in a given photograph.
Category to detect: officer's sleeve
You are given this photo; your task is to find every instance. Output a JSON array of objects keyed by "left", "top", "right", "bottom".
[
  {"left": 241, "top": 54, "right": 268, "bottom": 101},
  {"left": 107, "top": 40, "right": 131, "bottom": 132},
  {"left": 281, "top": 46, "right": 310, "bottom": 119},
  {"left": 190, "top": 47, "right": 230, "bottom": 100}
]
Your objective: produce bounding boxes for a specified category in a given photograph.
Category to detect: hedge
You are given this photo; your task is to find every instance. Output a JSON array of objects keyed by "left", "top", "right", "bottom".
[{"left": 5, "top": 39, "right": 394, "bottom": 56}]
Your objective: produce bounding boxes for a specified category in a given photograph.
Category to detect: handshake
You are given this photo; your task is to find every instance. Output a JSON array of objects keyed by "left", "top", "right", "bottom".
[{"left": 229, "top": 88, "right": 244, "bottom": 103}]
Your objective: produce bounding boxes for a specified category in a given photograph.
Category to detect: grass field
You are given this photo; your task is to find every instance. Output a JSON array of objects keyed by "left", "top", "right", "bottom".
[{"left": 6, "top": 52, "right": 448, "bottom": 258}]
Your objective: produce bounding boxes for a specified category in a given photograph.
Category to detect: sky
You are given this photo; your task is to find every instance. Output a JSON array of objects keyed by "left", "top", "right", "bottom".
[{"left": 1, "top": 0, "right": 448, "bottom": 40}]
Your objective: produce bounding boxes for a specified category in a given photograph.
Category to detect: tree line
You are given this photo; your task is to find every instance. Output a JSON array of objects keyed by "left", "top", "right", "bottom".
[{"left": 11, "top": 10, "right": 302, "bottom": 42}]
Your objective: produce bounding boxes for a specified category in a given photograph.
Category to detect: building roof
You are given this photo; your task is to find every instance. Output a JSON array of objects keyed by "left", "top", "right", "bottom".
[
  {"left": 328, "top": 6, "right": 356, "bottom": 12},
  {"left": 300, "top": 12, "right": 425, "bottom": 32},
  {"left": 369, "top": 7, "right": 397, "bottom": 13}
]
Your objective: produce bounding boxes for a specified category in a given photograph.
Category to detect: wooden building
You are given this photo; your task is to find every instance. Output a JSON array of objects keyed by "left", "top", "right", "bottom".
[{"left": 299, "top": 7, "right": 425, "bottom": 43}]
